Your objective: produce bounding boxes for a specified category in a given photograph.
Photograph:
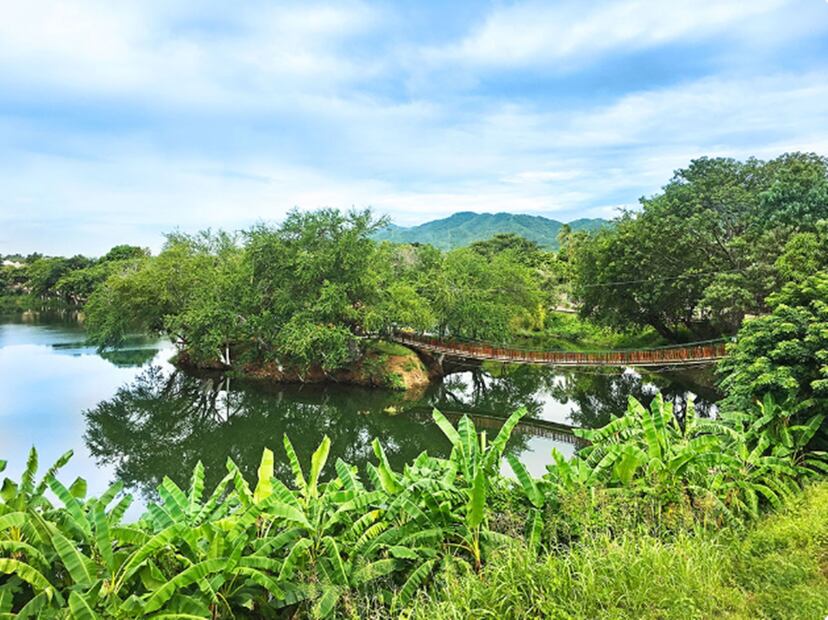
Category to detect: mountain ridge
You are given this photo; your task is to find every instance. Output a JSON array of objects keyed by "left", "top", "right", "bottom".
[{"left": 374, "top": 211, "right": 607, "bottom": 250}]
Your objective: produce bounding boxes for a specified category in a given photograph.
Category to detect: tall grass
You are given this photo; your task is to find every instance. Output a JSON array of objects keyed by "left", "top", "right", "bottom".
[{"left": 407, "top": 482, "right": 828, "bottom": 620}]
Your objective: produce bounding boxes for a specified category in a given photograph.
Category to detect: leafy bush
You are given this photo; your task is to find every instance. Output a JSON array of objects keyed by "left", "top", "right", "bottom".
[
  {"left": 0, "top": 407, "right": 527, "bottom": 617},
  {"left": 718, "top": 271, "right": 828, "bottom": 429}
]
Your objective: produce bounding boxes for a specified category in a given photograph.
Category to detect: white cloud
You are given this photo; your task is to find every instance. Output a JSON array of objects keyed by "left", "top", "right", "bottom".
[
  {"left": 424, "top": 0, "right": 791, "bottom": 70},
  {"left": 0, "top": 1, "right": 826, "bottom": 253},
  {"left": 3, "top": 66, "right": 827, "bottom": 254},
  {"left": 0, "top": 0, "right": 385, "bottom": 104}
]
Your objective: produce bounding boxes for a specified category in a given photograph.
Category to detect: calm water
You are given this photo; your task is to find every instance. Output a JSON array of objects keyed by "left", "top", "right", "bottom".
[{"left": 0, "top": 310, "right": 720, "bottom": 515}]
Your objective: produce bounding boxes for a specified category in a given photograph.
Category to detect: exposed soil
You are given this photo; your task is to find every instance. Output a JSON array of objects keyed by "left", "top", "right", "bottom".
[{"left": 233, "top": 346, "right": 442, "bottom": 392}]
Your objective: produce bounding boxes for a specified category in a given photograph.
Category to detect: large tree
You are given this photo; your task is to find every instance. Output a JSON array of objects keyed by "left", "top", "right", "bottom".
[
  {"left": 427, "top": 248, "right": 542, "bottom": 341},
  {"left": 242, "top": 209, "right": 389, "bottom": 370},
  {"left": 85, "top": 231, "right": 239, "bottom": 356},
  {"left": 572, "top": 153, "right": 828, "bottom": 339}
]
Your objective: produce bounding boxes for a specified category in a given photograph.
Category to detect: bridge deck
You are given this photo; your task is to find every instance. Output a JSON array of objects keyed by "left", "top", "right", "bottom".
[{"left": 392, "top": 333, "right": 727, "bottom": 368}]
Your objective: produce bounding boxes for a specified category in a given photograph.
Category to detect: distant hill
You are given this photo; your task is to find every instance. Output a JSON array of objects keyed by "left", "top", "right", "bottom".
[{"left": 374, "top": 212, "right": 608, "bottom": 250}]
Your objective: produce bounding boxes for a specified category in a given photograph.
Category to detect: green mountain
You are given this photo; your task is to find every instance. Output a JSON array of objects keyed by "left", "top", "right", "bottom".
[{"left": 374, "top": 212, "right": 607, "bottom": 250}]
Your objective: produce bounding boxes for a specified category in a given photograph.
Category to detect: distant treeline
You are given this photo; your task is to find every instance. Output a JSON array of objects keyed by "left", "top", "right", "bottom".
[{"left": 1, "top": 245, "right": 149, "bottom": 305}]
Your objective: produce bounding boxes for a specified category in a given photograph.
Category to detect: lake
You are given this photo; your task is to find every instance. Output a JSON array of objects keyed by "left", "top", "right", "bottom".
[{"left": 0, "top": 309, "right": 720, "bottom": 516}]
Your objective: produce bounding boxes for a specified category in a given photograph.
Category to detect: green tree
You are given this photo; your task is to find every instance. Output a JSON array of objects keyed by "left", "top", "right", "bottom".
[
  {"left": 99, "top": 244, "right": 149, "bottom": 263},
  {"left": 242, "top": 209, "right": 388, "bottom": 370},
  {"left": 26, "top": 255, "right": 93, "bottom": 300},
  {"left": 573, "top": 212, "right": 707, "bottom": 340},
  {"left": 775, "top": 219, "right": 828, "bottom": 284},
  {"left": 573, "top": 153, "right": 828, "bottom": 338},
  {"left": 54, "top": 246, "right": 150, "bottom": 305},
  {"left": 469, "top": 233, "right": 545, "bottom": 267},
  {"left": 428, "top": 248, "right": 542, "bottom": 341},
  {"left": 86, "top": 232, "right": 235, "bottom": 351},
  {"left": 718, "top": 271, "right": 828, "bottom": 428}
]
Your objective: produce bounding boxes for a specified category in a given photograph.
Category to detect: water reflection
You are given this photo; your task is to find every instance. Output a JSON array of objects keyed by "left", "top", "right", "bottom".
[
  {"left": 421, "top": 363, "right": 718, "bottom": 428},
  {"left": 84, "top": 367, "right": 463, "bottom": 500},
  {"left": 83, "top": 362, "right": 719, "bottom": 502},
  {"left": 551, "top": 367, "right": 719, "bottom": 428}
]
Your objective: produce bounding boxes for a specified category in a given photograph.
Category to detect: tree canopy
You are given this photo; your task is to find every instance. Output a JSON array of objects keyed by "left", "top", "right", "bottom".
[
  {"left": 83, "top": 209, "right": 544, "bottom": 372},
  {"left": 571, "top": 153, "right": 828, "bottom": 339},
  {"left": 718, "top": 271, "right": 828, "bottom": 424}
]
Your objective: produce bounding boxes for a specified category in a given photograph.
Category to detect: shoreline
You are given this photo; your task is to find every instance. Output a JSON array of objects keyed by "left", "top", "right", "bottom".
[{"left": 173, "top": 340, "right": 444, "bottom": 392}]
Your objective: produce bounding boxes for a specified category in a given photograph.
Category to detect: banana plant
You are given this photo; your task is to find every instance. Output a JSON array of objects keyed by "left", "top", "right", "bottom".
[
  {"left": 505, "top": 453, "right": 545, "bottom": 553},
  {"left": 736, "top": 394, "right": 827, "bottom": 470},
  {"left": 380, "top": 407, "right": 527, "bottom": 572},
  {"left": 1, "top": 447, "right": 74, "bottom": 515},
  {"left": 0, "top": 448, "right": 81, "bottom": 614},
  {"left": 575, "top": 395, "right": 721, "bottom": 490},
  {"left": 254, "top": 435, "right": 408, "bottom": 618},
  {"left": 543, "top": 448, "right": 593, "bottom": 491}
]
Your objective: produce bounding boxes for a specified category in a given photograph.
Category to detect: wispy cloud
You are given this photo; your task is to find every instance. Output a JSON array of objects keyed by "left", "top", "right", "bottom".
[
  {"left": 422, "top": 0, "right": 791, "bottom": 70},
  {"left": 0, "top": 0, "right": 826, "bottom": 254}
]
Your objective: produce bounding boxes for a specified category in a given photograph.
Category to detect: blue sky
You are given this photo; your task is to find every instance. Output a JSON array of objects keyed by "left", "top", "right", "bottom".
[{"left": 1, "top": 0, "right": 827, "bottom": 255}]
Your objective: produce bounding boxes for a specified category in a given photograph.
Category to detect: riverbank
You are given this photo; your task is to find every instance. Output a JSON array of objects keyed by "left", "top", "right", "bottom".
[
  {"left": 1, "top": 407, "right": 823, "bottom": 618},
  {"left": 409, "top": 481, "right": 828, "bottom": 619}
]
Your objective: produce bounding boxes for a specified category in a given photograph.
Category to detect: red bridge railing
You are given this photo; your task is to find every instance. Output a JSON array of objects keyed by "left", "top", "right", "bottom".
[{"left": 391, "top": 332, "right": 727, "bottom": 368}]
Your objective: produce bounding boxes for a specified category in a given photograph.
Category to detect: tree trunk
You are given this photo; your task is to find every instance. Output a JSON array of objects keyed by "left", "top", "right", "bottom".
[{"left": 649, "top": 317, "right": 680, "bottom": 343}]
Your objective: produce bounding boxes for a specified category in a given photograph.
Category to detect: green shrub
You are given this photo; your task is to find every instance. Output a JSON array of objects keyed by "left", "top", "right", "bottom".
[{"left": 0, "top": 408, "right": 529, "bottom": 617}]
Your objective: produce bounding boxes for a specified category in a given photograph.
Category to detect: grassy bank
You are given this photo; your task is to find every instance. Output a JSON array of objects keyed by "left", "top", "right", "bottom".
[
  {"left": 408, "top": 481, "right": 828, "bottom": 619},
  {"left": 237, "top": 339, "right": 434, "bottom": 390},
  {"left": 515, "top": 311, "right": 667, "bottom": 351}
]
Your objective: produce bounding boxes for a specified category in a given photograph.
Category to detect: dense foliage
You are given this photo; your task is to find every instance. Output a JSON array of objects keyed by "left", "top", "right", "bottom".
[
  {"left": 82, "top": 209, "right": 545, "bottom": 373},
  {"left": 0, "top": 246, "right": 148, "bottom": 305},
  {"left": 1, "top": 394, "right": 823, "bottom": 617},
  {"left": 718, "top": 271, "right": 828, "bottom": 429},
  {"left": 571, "top": 153, "right": 828, "bottom": 338}
]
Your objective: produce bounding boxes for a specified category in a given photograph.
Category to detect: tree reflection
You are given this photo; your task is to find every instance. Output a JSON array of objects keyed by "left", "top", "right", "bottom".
[
  {"left": 84, "top": 363, "right": 720, "bottom": 502},
  {"left": 84, "top": 366, "right": 455, "bottom": 500},
  {"left": 98, "top": 348, "right": 159, "bottom": 368},
  {"left": 553, "top": 367, "right": 720, "bottom": 428},
  {"left": 424, "top": 364, "right": 558, "bottom": 419},
  {"left": 425, "top": 364, "right": 720, "bottom": 429}
]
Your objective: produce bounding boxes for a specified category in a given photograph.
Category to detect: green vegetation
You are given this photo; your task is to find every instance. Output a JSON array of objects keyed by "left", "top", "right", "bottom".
[
  {"left": 5, "top": 149, "right": 828, "bottom": 614},
  {"left": 409, "top": 482, "right": 828, "bottom": 619},
  {"left": 366, "top": 341, "right": 413, "bottom": 357},
  {"left": 0, "top": 246, "right": 148, "bottom": 306},
  {"left": 514, "top": 311, "right": 664, "bottom": 351},
  {"left": 373, "top": 211, "right": 607, "bottom": 250},
  {"left": 718, "top": 272, "right": 828, "bottom": 432},
  {"left": 1, "top": 391, "right": 824, "bottom": 617},
  {"left": 79, "top": 209, "right": 545, "bottom": 379},
  {"left": 570, "top": 153, "right": 828, "bottom": 339}
]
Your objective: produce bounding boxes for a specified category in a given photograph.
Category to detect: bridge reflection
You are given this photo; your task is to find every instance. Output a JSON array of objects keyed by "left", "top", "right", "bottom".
[{"left": 83, "top": 360, "right": 719, "bottom": 502}]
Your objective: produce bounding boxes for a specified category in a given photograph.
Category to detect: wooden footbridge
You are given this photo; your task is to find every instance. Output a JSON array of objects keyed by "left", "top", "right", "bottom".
[{"left": 391, "top": 332, "right": 727, "bottom": 368}]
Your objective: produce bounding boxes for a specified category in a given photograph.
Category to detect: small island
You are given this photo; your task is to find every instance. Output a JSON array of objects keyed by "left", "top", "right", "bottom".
[{"left": 68, "top": 209, "right": 559, "bottom": 390}]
